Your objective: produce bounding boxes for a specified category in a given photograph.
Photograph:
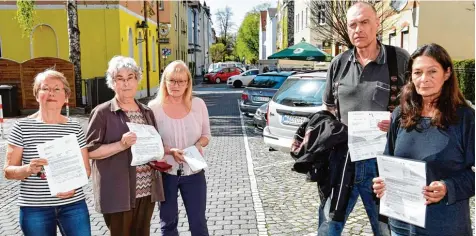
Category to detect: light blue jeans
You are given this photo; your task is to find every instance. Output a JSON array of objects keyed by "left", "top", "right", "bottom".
[{"left": 317, "top": 159, "right": 390, "bottom": 236}]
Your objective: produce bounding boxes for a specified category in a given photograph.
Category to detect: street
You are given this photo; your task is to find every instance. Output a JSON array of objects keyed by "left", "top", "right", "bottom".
[{"left": 0, "top": 83, "right": 474, "bottom": 236}]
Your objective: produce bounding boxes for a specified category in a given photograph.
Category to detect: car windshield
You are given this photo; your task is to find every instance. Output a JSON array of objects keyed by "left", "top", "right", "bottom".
[
  {"left": 210, "top": 69, "right": 220, "bottom": 73},
  {"left": 272, "top": 78, "right": 326, "bottom": 107},
  {"left": 248, "top": 75, "right": 288, "bottom": 89}
]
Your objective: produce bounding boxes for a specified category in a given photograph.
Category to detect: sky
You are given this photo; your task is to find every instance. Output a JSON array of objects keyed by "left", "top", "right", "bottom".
[{"left": 200, "top": 0, "right": 277, "bottom": 34}]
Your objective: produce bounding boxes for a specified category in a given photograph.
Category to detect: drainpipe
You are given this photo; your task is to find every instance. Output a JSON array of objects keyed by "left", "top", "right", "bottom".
[
  {"left": 156, "top": 0, "right": 161, "bottom": 74},
  {"left": 144, "top": 0, "right": 151, "bottom": 97},
  {"left": 177, "top": 2, "right": 180, "bottom": 60},
  {"left": 193, "top": 8, "right": 197, "bottom": 80}
]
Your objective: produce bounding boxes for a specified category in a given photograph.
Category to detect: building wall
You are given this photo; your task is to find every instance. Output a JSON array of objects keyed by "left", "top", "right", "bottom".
[
  {"left": 259, "top": 11, "right": 267, "bottom": 60},
  {"left": 418, "top": 1, "right": 474, "bottom": 60},
  {"left": 0, "top": 2, "right": 165, "bottom": 100},
  {"left": 381, "top": 1, "right": 474, "bottom": 60},
  {"left": 265, "top": 12, "right": 277, "bottom": 58},
  {"left": 293, "top": 0, "right": 324, "bottom": 48},
  {"left": 381, "top": 6, "right": 418, "bottom": 55}
]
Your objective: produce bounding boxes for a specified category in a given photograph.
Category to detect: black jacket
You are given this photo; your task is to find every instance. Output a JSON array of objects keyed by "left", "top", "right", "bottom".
[{"left": 293, "top": 110, "right": 355, "bottom": 221}]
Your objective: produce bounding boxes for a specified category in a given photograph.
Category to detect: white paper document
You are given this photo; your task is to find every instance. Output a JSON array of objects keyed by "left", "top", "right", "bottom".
[
  {"left": 36, "top": 134, "right": 88, "bottom": 196},
  {"left": 126, "top": 123, "right": 165, "bottom": 166},
  {"left": 348, "top": 111, "right": 390, "bottom": 162},
  {"left": 377, "top": 155, "right": 427, "bottom": 228},
  {"left": 183, "top": 146, "right": 208, "bottom": 172}
]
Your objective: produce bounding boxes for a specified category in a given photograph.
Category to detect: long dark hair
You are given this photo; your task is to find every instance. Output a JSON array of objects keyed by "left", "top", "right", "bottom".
[{"left": 399, "top": 43, "right": 468, "bottom": 129}]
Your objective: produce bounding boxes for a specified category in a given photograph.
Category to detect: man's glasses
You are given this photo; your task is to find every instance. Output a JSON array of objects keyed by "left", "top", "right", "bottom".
[{"left": 166, "top": 79, "right": 188, "bottom": 86}]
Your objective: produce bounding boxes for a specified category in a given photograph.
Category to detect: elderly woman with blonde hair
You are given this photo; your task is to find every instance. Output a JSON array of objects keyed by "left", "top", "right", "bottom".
[
  {"left": 86, "top": 56, "right": 165, "bottom": 236},
  {"left": 3, "top": 69, "right": 91, "bottom": 235},
  {"left": 148, "top": 60, "right": 211, "bottom": 236}
]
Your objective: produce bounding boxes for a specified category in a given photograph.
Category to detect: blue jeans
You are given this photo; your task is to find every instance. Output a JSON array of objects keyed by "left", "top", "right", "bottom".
[
  {"left": 160, "top": 171, "right": 208, "bottom": 236},
  {"left": 20, "top": 199, "right": 91, "bottom": 236},
  {"left": 318, "top": 159, "right": 390, "bottom": 236}
]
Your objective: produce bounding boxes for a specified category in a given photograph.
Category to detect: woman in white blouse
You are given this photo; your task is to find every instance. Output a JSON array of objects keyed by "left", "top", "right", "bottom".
[{"left": 148, "top": 60, "right": 211, "bottom": 236}]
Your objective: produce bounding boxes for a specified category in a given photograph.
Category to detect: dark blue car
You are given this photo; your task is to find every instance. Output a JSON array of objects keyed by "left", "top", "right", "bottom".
[{"left": 239, "top": 71, "right": 296, "bottom": 116}]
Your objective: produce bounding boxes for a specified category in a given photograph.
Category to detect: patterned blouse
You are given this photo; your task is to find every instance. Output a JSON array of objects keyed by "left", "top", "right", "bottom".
[{"left": 125, "top": 110, "right": 153, "bottom": 198}]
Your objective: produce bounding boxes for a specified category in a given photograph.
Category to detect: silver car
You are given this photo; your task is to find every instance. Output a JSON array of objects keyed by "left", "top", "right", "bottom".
[{"left": 263, "top": 72, "right": 327, "bottom": 152}]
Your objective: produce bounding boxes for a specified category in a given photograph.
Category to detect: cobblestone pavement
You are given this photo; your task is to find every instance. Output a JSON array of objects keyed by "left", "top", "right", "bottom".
[{"left": 0, "top": 83, "right": 474, "bottom": 236}]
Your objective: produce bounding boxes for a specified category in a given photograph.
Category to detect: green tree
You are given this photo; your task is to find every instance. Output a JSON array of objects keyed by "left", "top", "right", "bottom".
[
  {"left": 209, "top": 43, "right": 226, "bottom": 63},
  {"left": 236, "top": 12, "right": 260, "bottom": 63}
]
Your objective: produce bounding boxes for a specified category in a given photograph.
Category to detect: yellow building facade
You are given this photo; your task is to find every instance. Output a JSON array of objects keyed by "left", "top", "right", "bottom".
[{"left": 0, "top": 0, "right": 189, "bottom": 100}]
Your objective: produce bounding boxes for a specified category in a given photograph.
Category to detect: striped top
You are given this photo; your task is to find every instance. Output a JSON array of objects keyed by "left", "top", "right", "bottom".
[{"left": 8, "top": 117, "right": 87, "bottom": 207}]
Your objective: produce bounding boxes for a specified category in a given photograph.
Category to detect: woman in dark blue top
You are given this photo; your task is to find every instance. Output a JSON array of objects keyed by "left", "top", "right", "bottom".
[{"left": 372, "top": 43, "right": 475, "bottom": 236}]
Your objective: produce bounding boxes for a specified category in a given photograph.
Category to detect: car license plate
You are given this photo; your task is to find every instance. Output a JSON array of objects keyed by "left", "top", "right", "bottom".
[
  {"left": 282, "top": 115, "right": 307, "bottom": 126},
  {"left": 253, "top": 96, "right": 270, "bottom": 102}
]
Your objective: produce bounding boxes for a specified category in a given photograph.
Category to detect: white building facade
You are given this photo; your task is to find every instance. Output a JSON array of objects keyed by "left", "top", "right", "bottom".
[
  {"left": 259, "top": 10, "right": 267, "bottom": 60},
  {"left": 187, "top": 1, "right": 212, "bottom": 76},
  {"left": 265, "top": 8, "right": 278, "bottom": 59}
]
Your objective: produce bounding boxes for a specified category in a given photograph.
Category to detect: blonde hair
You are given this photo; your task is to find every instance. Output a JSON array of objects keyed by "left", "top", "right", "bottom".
[
  {"left": 149, "top": 60, "right": 193, "bottom": 108},
  {"left": 33, "top": 69, "right": 71, "bottom": 98}
]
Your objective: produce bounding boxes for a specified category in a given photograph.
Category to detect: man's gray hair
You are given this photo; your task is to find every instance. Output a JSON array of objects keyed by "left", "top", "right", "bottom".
[{"left": 105, "top": 56, "right": 142, "bottom": 89}]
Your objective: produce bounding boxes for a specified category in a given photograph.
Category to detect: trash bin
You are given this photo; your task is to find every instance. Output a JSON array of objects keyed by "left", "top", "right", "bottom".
[{"left": 0, "top": 85, "right": 20, "bottom": 117}]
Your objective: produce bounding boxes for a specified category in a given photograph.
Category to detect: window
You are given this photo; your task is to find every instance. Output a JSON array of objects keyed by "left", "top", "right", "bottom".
[
  {"left": 175, "top": 14, "right": 178, "bottom": 31},
  {"left": 401, "top": 28, "right": 409, "bottom": 51},
  {"left": 159, "top": 0, "right": 164, "bottom": 10},
  {"left": 272, "top": 78, "right": 326, "bottom": 107},
  {"left": 152, "top": 36, "right": 156, "bottom": 71},
  {"left": 301, "top": 11, "right": 303, "bottom": 30},
  {"left": 305, "top": 8, "right": 308, "bottom": 27},
  {"left": 297, "top": 14, "right": 299, "bottom": 31},
  {"left": 318, "top": 5, "right": 326, "bottom": 25},
  {"left": 138, "top": 32, "right": 143, "bottom": 70},
  {"left": 248, "top": 75, "right": 288, "bottom": 89},
  {"left": 389, "top": 32, "right": 397, "bottom": 46},
  {"left": 250, "top": 70, "right": 259, "bottom": 75},
  {"left": 128, "top": 28, "right": 133, "bottom": 57}
]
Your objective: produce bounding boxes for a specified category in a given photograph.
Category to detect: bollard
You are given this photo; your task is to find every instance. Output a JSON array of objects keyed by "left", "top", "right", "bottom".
[
  {"left": 0, "top": 95, "right": 4, "bottom": 139},
  {"left": 66, "top": 98, "right": 69, "bottom": 117}
]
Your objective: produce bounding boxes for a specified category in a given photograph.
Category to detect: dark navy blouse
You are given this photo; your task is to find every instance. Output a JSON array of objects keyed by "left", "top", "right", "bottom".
[{"left": 384, "top": 106, "right": 475, "bottom": 236}]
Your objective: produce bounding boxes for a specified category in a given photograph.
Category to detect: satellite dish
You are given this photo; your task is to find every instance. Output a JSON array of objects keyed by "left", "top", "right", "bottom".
[{"left": 390, "top": 0, "right": 408, "bottom": 12}]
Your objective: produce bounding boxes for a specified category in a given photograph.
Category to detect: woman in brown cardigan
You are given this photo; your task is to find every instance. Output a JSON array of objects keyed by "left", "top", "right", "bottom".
[{"left": 86, "top": 56, "right": 165, "bottom": 236}]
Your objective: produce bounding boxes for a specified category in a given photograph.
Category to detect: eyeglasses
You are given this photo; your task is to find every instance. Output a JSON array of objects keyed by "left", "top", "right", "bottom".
[
  {"left": 39, "top": 87, "right": 65, "bottom": 94},
  {"left": 166, "top": 79, "right": 188, "bottom": 86},
  {"left": 115, "top": 77, "right": 136, "bottom": 84}
]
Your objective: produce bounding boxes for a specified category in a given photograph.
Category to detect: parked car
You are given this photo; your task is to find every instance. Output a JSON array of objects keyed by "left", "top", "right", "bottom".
[
  {"left": 239, "top": 71, "right": 296, "bottom": 116},
  {"left": 208, "top": 62, "right": 246, "bottom": 73},
  {"left": 227, "top": 69, "right": 259, "bottom": 88},
  {"left": 203, "top": 67, "right": 242, "bottom": 84},
  {"left": 263, "top": 72, "right": 327, "bottom": 152},
  {"left": 253, "top": 102, "right": 268, "bottom": 130}
]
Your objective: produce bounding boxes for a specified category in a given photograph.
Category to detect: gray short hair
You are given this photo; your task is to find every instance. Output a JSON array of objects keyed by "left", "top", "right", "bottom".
[{"left": 105, "top": 56, "right": 142, "bottom": 89}]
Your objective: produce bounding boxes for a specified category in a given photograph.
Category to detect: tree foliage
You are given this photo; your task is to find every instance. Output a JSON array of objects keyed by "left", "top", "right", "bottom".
[
  {"left": 215, "top": 6, "right": 234, "bottom": 48},
  {"left": 209, "top": 43, "right": 226, "bottom": 63},
  {"left": 236, "top": 12, "right": 260, "bottom": 64},
  {"left": 16, "top": 0, "right": 36, "bottom": 37},
  {"left": 309, "top": 0, "right": 396, "bottom": 48}
]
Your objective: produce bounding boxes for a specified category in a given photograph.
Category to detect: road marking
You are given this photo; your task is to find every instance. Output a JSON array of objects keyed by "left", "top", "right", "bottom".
[{"left": 238, "top": 100, "right": 269, "bottom": 236}]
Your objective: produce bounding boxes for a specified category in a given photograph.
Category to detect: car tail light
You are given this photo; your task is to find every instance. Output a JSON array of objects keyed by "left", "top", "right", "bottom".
[{"left": 241, "top": 93, "right": 249, "bottom": 101}]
